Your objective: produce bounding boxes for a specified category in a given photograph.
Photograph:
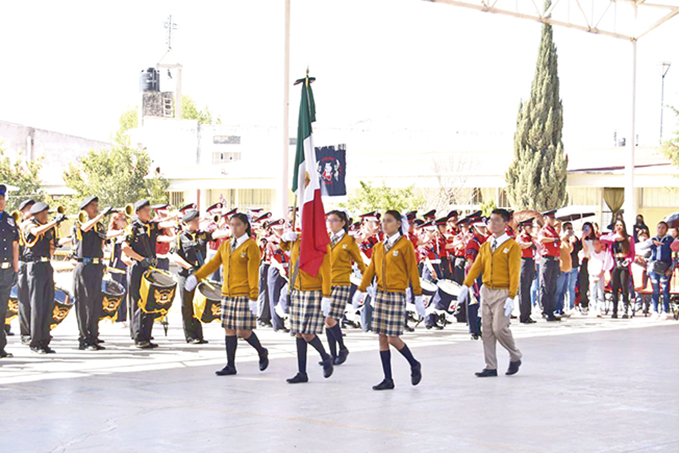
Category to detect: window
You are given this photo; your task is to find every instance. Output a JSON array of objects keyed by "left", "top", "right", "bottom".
[
  {"left": 640, "top": 187, "right": 679, "bottom": 208},
  {"left": 212, "top": 152, "right": 242, "bottom": 164},
  {"left": 213, "top": 135, "right": 241, "bottom": 145},
  {"left": 170, "top": 191, "right": 184, "bottom": 207}
]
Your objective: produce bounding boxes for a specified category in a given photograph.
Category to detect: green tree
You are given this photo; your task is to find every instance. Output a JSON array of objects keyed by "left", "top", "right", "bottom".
[
  {"left": 341, "top": 181, "right": 425, "bottom": 215},
  {"left": 0, "top": 147, "right": 47, "bottom": 211},
  {"left": 112, "top": 108, "right": 139, "bottom": 147},
  {"left": 182, "top": 95, "right": 221, "bottom": 124},
  {"left": 505, "top": 0, "right": 568, "bottom": 211},
  {"left": 480, "top": 199, "right": 497, "bottom": 218}
]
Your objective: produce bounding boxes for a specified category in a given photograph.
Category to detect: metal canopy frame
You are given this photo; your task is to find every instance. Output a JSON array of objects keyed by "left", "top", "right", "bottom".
[{"left": 425, "top": 0, "right": 679, "bottom": 226}]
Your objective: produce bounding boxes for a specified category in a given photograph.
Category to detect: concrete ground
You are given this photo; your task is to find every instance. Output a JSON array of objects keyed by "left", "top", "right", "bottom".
[{"left": 1, "top": 310, "right": 678, "bottom": 453}]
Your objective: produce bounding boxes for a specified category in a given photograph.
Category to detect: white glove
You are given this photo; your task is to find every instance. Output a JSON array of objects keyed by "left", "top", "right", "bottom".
[
  {"left": 414, "top": 295, "right": 426, "bottom": 318},
  {"left": 352, "top": 291, "right": 365, "bottom": 309},
  {"left": 184, "top": 275, "right": 198, "bottom": 292},
  {"left": 282, "top": 231, "right": 298, "bottom": 242},
  {"left": 504, "top": 297, "right": 514, "bottom": 318},
  {"left": 458, "top": 285, "right": 470, "bottom": 304},
  {"left": 321, "top": 297, "right": 332, "bottom": 317},
  {"left": 248, "top": 299, "right": 259, "bottom": 316}
]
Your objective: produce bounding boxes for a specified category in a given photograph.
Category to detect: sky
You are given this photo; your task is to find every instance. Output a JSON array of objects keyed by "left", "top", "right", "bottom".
[{"left": 0, "top": 0, "right": 678, "bottom": 152}]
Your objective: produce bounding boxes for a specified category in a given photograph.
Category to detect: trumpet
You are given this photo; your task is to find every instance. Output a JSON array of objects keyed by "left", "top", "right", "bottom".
[
  {"left": 112, "top": 204, "right": 135, "bottom": 218},
  {"left": 10, "top": 210, "right": 22, "bottom": 224},
  {"left": 78, "top": 210, "right": 88, "bottom": 224}
]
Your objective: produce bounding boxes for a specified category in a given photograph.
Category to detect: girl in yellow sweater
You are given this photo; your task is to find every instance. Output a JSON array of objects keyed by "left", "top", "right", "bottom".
[
  {"left": 358, "top": 210, "right": 426, "bottom": 391},
  {"left": 185, "top": 213, "right": 269, "bottom": 376},
  {"left": 325, "top": 210, "right": 367, "bottom": 365}
]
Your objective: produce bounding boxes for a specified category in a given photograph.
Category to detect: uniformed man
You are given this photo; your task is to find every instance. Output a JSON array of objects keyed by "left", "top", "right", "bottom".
[
  {"left": 266, "top": 219, "right": 291, "bottom": 332},
  {"left": 357, "top": 212, "right": 382, "bottom": 332},
  {"left": 121, "top": 200, "right": 176, "bottom": 348},
  {"left": 450, "top": 217, "right": 470, "bottom": 285},
  {"left": 538, "top": 210, "right": 561, "bottom": 322},
  {"left": 465, "top": 215, "right": 487, "bottom": 339},
  {"left": 16, "top": 199, "right": 35, "bottom": 344},
  {"left": 435, "top": 217, "right": 451, "bottom": 279},
  {"left": 0, "top": 185, "right": 19, "bottom": 358},
  {"left": 23, "top": 202, "right": 64, "bottom": 354},
  {"left": 151, "top": 203, "right": 174, "bottom": 271},
  {"left": 516, "top": 218, "right": 537, "bottom": 324}
]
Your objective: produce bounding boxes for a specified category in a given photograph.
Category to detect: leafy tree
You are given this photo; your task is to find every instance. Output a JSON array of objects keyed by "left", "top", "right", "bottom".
[
  {"left": 182, "top": 95, "right": 221, "bottom": 124},
  {"left": 480, "top": 199, "right": 498, "bottom": 218},
  {"left": 112, "top": 108, "right": 139, "bottom": 147},
  {"left": 341, "top": 181, "right": 425, "bottom": 216},
  {"left": 0, "top": 147, "right": 47, "bottom": 211},
  {"left": 505, "top": 0, "right": 568, "bottom": 211}
]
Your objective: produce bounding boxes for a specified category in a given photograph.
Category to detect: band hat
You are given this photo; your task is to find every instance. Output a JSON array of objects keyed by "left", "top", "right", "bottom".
[
  {"left": 422, "top": 209, "right": 437, "bottom": 219},
  {"left": 182, "top": 209, "right": 199, "bottom": 223},
  {"left": 179, "top": 203, "right": 197, "bottom": 213},
  {"left": 151, "top": 203, "right": 169, "bottom": 211},
  {"left": 0, "top": 185, "right": 6, "bottom": 196},
  {"left": 19, "top": 199, "right": 36, "bottom": 211},
  {"left": 79, "top": 196, "right": 99, "bottom": 211},
  {"left": 134, "top": 199, "right": 150, "bottom": 212},
  {"left": 30, "top": 201, "right": 49, "bottom": 215}
]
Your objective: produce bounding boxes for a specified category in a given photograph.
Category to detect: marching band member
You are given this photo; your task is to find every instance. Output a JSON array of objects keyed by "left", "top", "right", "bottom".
[
  {"left": 151, "top": 204, "right": 174, "bottom": 271},
  {"left": 0, "top": 185, "right": 19, "bottom": 359},
  {"left": 186, "top": 213, "right": 269, "bottom": 376},
  {"left": 325, "top": 209, "right": 366, "bottom": 365},
  {"left": 23, "top": 202, "right": 65, "bottom": 354},
  {"left": 465, "top": 214, "right": 486, "bottom": 339},
  {"left": 280, "top": 228, "right": 334, "bottom": 384},
  {"left": 121, "top": 200, "right": 176, "bottom": 349},
  {"left": 171, "top": 208, "right": 229, "bottom": 344},
  {"left": 17, "top": 199, "right": 35, "bottom": 345},
  {"left": 266, "top": 219, "right": 291, "bottom": 332},
  {"left": 419, "top": 222, "right": 442, "bottom": 282},
  {"left": 256, "top": 220, "right": 273, "bottom": 327},
  {"left": 516, "top": 218, "right": 538, "bottom": 324},
  {"left": 450, "top": 217, "right": 470, "bottom": 285},
  {"left": 538, "top": 210, "right": 561, "bottom": 322},
  {"left": 357, "top": 210, "right": 425, "bottom": 391},
  {"left": 435, "top": 217, "right": 452, "bottom": 279},
  {"left": 357, "top": 212, "right": 382, "bottom": 332},
  {"left": 106, "top": 212, "right": 131, "bottom": 325}
]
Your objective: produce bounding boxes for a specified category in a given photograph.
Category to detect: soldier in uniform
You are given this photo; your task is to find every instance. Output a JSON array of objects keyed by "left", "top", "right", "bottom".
[
  {"left": 516, "top": 218, "right": 538, "bottom": 324},
  {"left": 72, "top": 196, "right": 113, "bottom": 350},
  {"left": 16, "top": 199, "right": 35, "bottom": 345},
  {"left": 0, "top": 185, "right": 19, "bottom": 358},
  {"left": 23, "top": 202, "right": 65, "bottom": 353},
  {"left": 121, "top": 200, "right": 176, "bottom": 348}
]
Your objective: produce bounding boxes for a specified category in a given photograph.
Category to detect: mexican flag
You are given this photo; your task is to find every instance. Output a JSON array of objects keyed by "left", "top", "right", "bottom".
[{"left": 291, "top": 75, "right": 329, "bottom": 277}]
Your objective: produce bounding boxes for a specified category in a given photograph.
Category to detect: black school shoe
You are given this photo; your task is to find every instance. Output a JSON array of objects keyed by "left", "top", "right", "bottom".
[
  {"left": 321, "top": 357, "right": 334, "bottom": 378},
  {"left": 475, "top": 369, "right": 498, "bottom": 377},
  {"left": 286, "top": 373, "right": 309, "bottom": 384},
  {"left": 334, "top": 348, "right": 349, "bottom": 365},
  {"left": 259, "top": 349, "right": 269, "bottom": 371},
  {"left": 506, "top": 360, "right": 522, "bottom": 376},
  {"left": 411, "top": 362, "right": 422, "bottom": 386},
  {"left": 215, "top": 366, "right": 237, "bottom": 376},
  {"left": 0, "top": 350, "right": 13, "bottom": 358},
  {"left": 372, "top": 379, "right": 395, "bottom": 391}
]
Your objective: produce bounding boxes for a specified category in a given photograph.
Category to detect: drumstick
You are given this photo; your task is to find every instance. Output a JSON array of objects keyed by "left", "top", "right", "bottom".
[
  {"left": 201, "top": 279, "right": 217, "bottom": 291},
  {"left": 106, "top": 266, "right": 126, "bottom": 275}
]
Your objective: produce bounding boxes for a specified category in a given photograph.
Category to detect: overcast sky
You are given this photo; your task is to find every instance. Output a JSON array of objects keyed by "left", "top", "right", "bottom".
[{"left": 0, "top": 0, "right": 677, "bottom": 151}]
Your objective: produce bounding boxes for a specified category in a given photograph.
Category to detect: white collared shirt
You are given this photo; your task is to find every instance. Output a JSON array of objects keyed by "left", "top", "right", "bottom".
[
  {"left": 331, "top": 229, "right": 346, "bottom": 244},
  {"left": 385, "top": 232, "right": 401, "bottom": 248},
  {"left": 490, "top": 233, "right": 510, "bottom": 251},
  {"left": 231, "top": 233, "right": 249, "bottom": 250}
]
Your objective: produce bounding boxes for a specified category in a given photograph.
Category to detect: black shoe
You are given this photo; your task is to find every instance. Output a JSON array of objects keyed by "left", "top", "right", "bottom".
[
  {"left": 521, "top": 319, "right": 537, "bottom": 324},
  {"left": 611, "top": 313, "right": 618, "bottom": 319},
  {"left": 286, "top": 372, "right": 309, "bottom": 384},
  {"left": 404, "top": 325, "right": 415, "bottom": 332},
  {"left": 274, "top": 327, "right": 290, "bottom": 333},
  {"left": 0, "top": 350, "right": 13, "bottom": 358},
  {"left": 96, "top": 339, "right": 105, "bottom": 344},
  {"left": 506, "top": 360, "right": 522, "bottom": 376},
  {"left": 258, "top": 349, "right": 269, "bottom": 372},
  {"left": 215, "top": 366, "right": 237, "bottom": 376},
  {"left": 86, "top": 344, "right": 106, "bottom": 351},
  {"left": 6, "top": 330, "right": 14, "bottom": 336},
  {"left": 135, "top": 341, "right": 157, "bottom": 349},
  {"left": 411, "top": 361, "right": 422, "bottom": 386},
  {"left": 425, "top": 325, "right": 433, "bottom": 330},
  {"left": 78, "top": 344, "right": 87, "bottom": 351},
  {"left": 322, "top": 357, "right": 334, "bottom": 378},
  {"left": 43, "top": 347, "right": 56, "bottom": 354},
  {"left": 622, "top": 314, "right": 629, "bottom": 319},
  {"left": 30, "top": 346, "right": 45, "bottom": 354},
  {"left": 546, "top": 316, "right": 560, "bottom": 322},
  {"left": 475, "top": 369, "right": 498, "bottom": 377},
  {"left": 21, "top": 337, "right": 30, "bottom": 345},
  {"left": 188, "top": 338, "right": 207, "bottom": 344},
  {"left": 471, "top": 334, "right": 480, "bottom": 340},
  {"left": 372, "top": 379, "right": 395, "bottom": 391},
  {"left": 334, "top": 348, "right": 349, "bottom": 365}
]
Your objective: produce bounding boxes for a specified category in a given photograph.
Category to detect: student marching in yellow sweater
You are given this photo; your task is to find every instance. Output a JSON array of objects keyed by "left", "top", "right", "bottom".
[
  {"left": 186, "top": 213, "right": 269, "bottom": 377},
  {"left": 358, "top": 210, "right": 426, "bottom": 391},
  {"left": 325, "top": 209, "right": 367, "bottom": 366},
  {"left": 461, "top": 208, "right": 523, "bottom": 378},
  {"left": 280, "top": 231, "right": 334, "bottom": 384}
]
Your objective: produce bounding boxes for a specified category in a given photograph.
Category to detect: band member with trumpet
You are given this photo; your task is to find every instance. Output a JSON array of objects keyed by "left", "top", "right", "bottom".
[
  {"left": 151, "top": 204, "right": 174, "bottom": 271},
  {"left": 121, "top": 199, "right": 176, "bottom": 349},
  {"left": 171, "top": 208, "right": 229, "bottom": 344},
  {"left": 23, "top": 201, "right": 65, "bottom": 354},
  {"left": 186, "top": 213, "right": 270, "bottom": 376},
  {"left": 0, "top": 185, "right": 19, "bottom": 359},
  {"left": 106, "top": 210, "right": 132, "bottom": 324},
  {"left": 357, "top": 210, "right": 425, "bottom": 391},
  {"left": 326, "top": 209, "right": 366, "bottom": 365},
  {"left": 16, "top": 199, "right": 35, "bottom": 344},
  {"left": 72, "top": 196, "right": 115, "bottom": 351}
]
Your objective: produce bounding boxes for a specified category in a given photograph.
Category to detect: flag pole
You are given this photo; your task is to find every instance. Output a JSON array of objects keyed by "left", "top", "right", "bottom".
[
  {"left": 279, "top": 0, "right": 291, "bottom": 219},
  {"left": 291, "top": 194, "right": 298, "bottom": 231}
]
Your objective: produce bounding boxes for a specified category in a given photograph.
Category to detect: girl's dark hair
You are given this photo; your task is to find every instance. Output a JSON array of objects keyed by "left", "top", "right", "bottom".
[
  {"left": 231, "top": 213, "right": 252, "bottom": 237},
  {"left": 614, "top": 219, "right": 630, "bottom": 254},
  {"left": 328, "top": 210, "right": 349, "bottom": 233},
  {"left": 582, "top": 222, "right": 596, "bottom": 240},
  {"left": 384, "top": 210, "right": 403, "bottom": 235}
]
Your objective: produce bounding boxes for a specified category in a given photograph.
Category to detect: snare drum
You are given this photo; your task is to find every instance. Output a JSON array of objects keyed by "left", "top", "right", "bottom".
[
  {"left": 51, "top": 287, "right": 74, "bottom": 330},
  {"left": 436, "top": 279, "right": 461, "bottom": 311},
  {"left": 5, "top": 285, "right": 18, "bottom": 326},
  {"left": 193, "top": 280, "right": 222, "bottom": 323},
  {"left": 420, "top": 278, "right": 438, "bottom": 297},
  {"left": 101, "top": 278, "right": 126, "bottom": 322},
  {"left": 139, "top": 269, "right": 177, "bottom": 319}
]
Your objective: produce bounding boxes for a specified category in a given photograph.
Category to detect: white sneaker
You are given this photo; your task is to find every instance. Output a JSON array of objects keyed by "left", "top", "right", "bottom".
[{"left": 650, "top": 312, "right": 659, "bottom": 320}]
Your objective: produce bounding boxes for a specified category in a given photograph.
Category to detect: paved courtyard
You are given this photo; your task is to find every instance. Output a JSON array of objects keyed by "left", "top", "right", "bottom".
[{"left": 2, "top": 311, "right": 678, "bottom": 452}]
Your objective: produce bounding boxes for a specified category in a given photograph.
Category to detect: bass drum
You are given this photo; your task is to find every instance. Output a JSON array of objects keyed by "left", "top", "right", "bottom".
[
  {"left": 5, "top": 285, "right": 18, "bottom": 326},
  {"left": 51, "top": 287, "right": 75, "bottom": 330},
  {"left": 420, "top": 278, "right": 438, "bottom": 297},
  {"left": 101, "top": 278, "right": 126, "bottom": 322},
  {"left": 193, "top": 280, "right": 222, "bottom": 324},
  {"left": 139, "top": 269, "right": 177, "bottom": 319},
  {"left": 436, "top": 279, "right": 461, "bottom": 311}
]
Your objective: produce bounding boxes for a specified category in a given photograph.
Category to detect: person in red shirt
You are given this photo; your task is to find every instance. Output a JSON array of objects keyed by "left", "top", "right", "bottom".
[
  {"left": 406, "top": 211, "right": 419, "bottom": 249},
  {"left": 418, "top": 222, "right": 442, "bottom": 282},
  {"left": 516, "top": 218, "right": 538, "bottom": 323},
  {"left": 435, "top": 217, "right": 452, "bottom": 280},
  {"left": 449, "top": 218, "right": 470, "bottom": 284},
  {"left": 266, "top": 219, "right": 291, "bottom": 332},
  {"left": 464, "top": 217, "right": 487, "bottom": 339},
  {"left": 538, "top": 210, "right": 561, "bottom": 321}
]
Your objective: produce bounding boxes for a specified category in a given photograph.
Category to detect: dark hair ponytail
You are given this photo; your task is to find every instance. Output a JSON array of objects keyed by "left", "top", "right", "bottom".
[
  {"left": 232, "top": 212, "right": 252, "bottom": 237},
  {"left": 328, "top": 210, "right": 349, "bottom": 232},
  {"left": 385, "top": 209, "right": 403, "bottom": 235}
]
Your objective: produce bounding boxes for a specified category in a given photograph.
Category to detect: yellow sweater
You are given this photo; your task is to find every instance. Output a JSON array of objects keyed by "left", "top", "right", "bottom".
[
  {"left": 330, "top": 233, "right": 367, "bottom": 286},
  {"left": 463, "top": 237, "right": 521, "bottom": 298},
  {"left": 193, "top": 237, "right": 260, "bottom": 300},
  {"left": 282, "top": 238, "right": 332, "bottom": 297},
  {"left": 359, "top": 235, "right": 422, "bottom": 295}
]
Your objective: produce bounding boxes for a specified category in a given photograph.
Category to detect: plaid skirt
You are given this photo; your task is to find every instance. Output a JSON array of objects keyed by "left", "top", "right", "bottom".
[
  {"left": 221, "top": 296, "right": 257, "bottom": 330},
  {"left": 289, "top": 290, "right": 324, "bottom": 335},
  {"left": 373, "top": 290, "right": 406, "bottom": 337},
  {"left": 328, "top": 285, "right": 352, "bottom": 319}
]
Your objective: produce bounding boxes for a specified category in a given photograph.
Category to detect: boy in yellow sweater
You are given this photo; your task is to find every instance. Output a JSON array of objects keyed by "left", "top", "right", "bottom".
[{"left": 461, "top": 209, "right": 523, "bottom": 377}]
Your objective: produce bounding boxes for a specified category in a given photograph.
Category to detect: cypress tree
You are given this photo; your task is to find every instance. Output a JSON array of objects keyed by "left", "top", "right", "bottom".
[{"left": 505, "top": 1, "right": 568, "bottom": 211}]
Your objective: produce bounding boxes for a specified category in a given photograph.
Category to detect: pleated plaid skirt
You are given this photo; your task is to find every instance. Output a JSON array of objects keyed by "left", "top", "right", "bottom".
[
  {"left": 289, "top": 290, "right": 324, "bottom": 335},
  {"left": 374, "top": 290, "right": 406, "bottom": 337},
  {"left": 221, "top": 296, "right": 257, "bottom": 330},
  {"left": 328, "top": 285, "right": 352, "bottom": 319}
]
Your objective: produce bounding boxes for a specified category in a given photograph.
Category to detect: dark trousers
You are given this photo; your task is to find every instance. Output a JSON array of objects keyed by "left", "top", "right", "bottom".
[
  {"left": 440, "top": 257, "right": 452, "bottom": 280},
  {"left": 156, "top": 257, "right": 170, "bottom": 271},
  {"left": 177, "top": 275, "right": 203, "bottom": 341},
  {"left": 73, "top": 262, "right": 104, "bottom": 346},
  {"left": 111, "top": 268, "right": 128, "bottom": 322},
  {"left": 519, "top": 258, "right": 535, "bottom": 322},
  {"left": 539, "top": 257, "right": 559, "bottom": 317},
  {"left": 128, "top": 263, "right": 154, "bottom": 343},
  {"left": 467, "top": 276, "right": 482, "bottom": 335},
  {"left": 0, "top": 268, "right": 14, "bottom": 351},
  {"left": 611, "top": 267, "right": 630, "bottom": 315},
  {"left": 452, "top": 257, "right": 466, "bottom": 285},
  {"left": 267, "top": 266, "right": 287, "bottom": 330},
  {"left": 578, "top": 259, "right": 589, "bottom": 308},
  {"left": 258, "top": 263, "right": 271, "bottom": 323},
  {"left": 28, "top": 262, "right": 54, "bottom": 349},
  {"left": 17, "top": 261, "right": 30, "bottom": 341}
]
